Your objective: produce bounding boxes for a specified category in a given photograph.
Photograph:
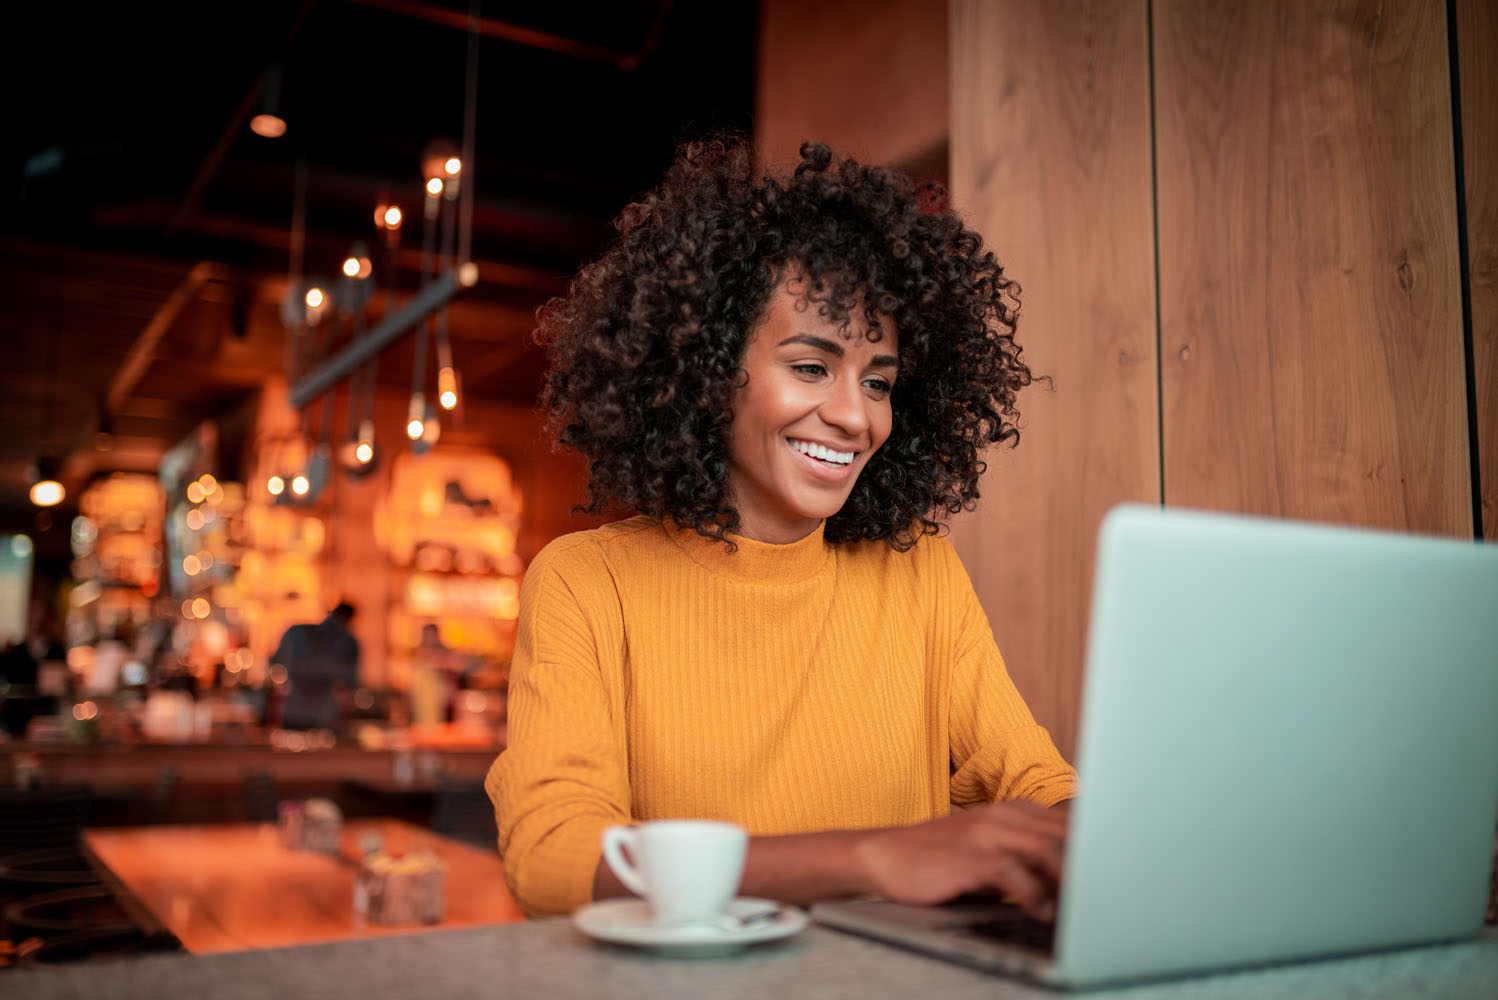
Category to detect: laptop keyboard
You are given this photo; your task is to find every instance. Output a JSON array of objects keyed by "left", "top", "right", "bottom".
[{"left": 951, "top": 905, "right": 1057, "bottom": 955}]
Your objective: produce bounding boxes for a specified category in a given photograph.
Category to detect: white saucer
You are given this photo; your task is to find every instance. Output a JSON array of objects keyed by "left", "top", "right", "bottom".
[{"left": 572, "top": 897, "right": 808, "bottom": 957}]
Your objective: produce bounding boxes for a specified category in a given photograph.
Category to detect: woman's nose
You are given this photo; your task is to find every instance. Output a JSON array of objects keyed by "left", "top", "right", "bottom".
[{"left": 817, "top": 377, "right": 870, "bottom": 438}]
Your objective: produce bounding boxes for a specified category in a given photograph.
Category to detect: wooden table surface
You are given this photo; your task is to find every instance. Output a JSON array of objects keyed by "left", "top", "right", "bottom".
[{"left": 83, "top": 819, "right": 524, "bottom": 954}]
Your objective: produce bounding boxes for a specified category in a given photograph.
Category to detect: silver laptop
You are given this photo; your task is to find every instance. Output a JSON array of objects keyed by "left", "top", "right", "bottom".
[{"left": 813, "top": 504, "right": 1498, "bottom": 988}]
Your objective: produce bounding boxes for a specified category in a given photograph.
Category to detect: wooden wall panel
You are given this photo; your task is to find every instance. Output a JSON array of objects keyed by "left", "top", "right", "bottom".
[
  {"left": 948, "top": 0, "right": 1158, "bottom": 761},
  {"left": 1154, "top": 0, "right": 1471, "bottom": 536},
  {"left": 1457, "top": 0, "right": 1497, "bottom": 538},
  {"left": 756, "top": 0, "right": 948, "bottom": 171}
]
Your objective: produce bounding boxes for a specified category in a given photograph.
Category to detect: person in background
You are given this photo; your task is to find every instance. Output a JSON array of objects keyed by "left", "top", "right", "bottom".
[
  {"left": 488, "top": 138, "right": 1074, "bottom": 920},
  {"left": 411, "top": 623, "right": 465, "bottom": 725},
  {"left": 271, "top": 603, "right": 360, "bottom": 731}
]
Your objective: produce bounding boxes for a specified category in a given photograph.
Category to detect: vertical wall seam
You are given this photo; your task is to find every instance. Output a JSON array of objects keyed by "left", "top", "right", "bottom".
[
  {"left": 1446, "top": 0, "right": 1484, "bottom": 540},
  {"left": 1147, "top": 0, "right": 1167, "bottom": 507}
]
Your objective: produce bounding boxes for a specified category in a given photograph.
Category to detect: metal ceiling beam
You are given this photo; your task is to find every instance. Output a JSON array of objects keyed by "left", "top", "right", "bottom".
[
  {"left": 342, "top": 0, "right": 659, "bottom": 69},
  {"left": 288, "top": 268, "right": 470, "bottom": 409}
]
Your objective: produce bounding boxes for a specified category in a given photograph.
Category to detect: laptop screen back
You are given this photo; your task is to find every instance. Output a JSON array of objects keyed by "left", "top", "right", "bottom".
[{"left": 1055, "top": 505, "right": 1498, "bottom": 985}]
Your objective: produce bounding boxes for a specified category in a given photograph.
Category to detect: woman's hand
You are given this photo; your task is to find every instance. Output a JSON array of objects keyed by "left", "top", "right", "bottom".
[
  {"left": 853, "top": 801, "right": 1069, "bottom": 921},
  {"left": 594, "top": 800, "right": 1070, "bottom": 921}
]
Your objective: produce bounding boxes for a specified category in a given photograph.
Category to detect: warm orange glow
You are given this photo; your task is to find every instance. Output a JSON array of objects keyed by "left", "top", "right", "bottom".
[
  {"left": 185, "top": 508, "right": 205, "bottom": 531},
  {"left": 290, "top": 475, "right": 310, "bottom": 497},
  {"left": 191, "top": 597, "right": 211, "bottom": 619},
  {"left": 437, "top": 367, "right": 457, "bottom": 411},
  {"left": 267, "top": 475, "right": 285, "bottom": 496},
  {"left": 30, "top": 480, "right": 64, "bottom": 507},
  {"left": 305, "top": 287, "right": 325, "bottom": 309},
  {"left": 355, "top": 442, "right": 373, "bottom": 464},
  {"left": 72, "top": 701, "right": 99, "bottom": 722},
  {"left": 444, "top": 157, "right": 461, "bottom": 176},
  {"left": 198, "top": 474, "right": 218, "bottom": 493},
  {"left": 406, "top": 418, "right": 424, "bottom": 440},
  {"left": 342, "top": 257, "right": 361, "bottom": 277},
  {"left": 250, "top": 113, "right": 287, "bottom": 138},
  {"left": 183, "top": 554, "right": 202, "bottom": 576},
  {"left": 378, "top": 205, "right": 403, "bottom": 229},
  {"left": 425, "top": 177, "right": 443, "bottom": 197},
  {"left": 186, "top": 482, "right": 205, "bottom": 504}
]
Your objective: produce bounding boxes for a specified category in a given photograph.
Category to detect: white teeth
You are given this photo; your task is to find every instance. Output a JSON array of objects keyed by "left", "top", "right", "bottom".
[{"left": 790, "top": 439, "right": 854, "bottom": 465}]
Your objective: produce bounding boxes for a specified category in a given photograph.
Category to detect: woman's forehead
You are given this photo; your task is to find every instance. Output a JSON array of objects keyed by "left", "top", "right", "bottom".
[{"left": 750, "top": 281, "right": 899, "bottom": 357}]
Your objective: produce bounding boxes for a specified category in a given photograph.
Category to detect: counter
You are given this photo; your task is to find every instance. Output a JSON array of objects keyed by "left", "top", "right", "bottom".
[{"left": 7, "top": 914, "right": 1498, "bottom": 999}]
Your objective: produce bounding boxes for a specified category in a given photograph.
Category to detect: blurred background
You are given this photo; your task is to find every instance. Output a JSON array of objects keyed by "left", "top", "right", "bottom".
[{"left": 0, "top": 0, "right": 1491, "bottom": 847}]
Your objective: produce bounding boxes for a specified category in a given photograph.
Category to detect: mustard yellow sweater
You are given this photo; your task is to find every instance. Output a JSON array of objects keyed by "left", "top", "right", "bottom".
[{"left": 486, "top": 517, "right": 1076, "bottom": 916}]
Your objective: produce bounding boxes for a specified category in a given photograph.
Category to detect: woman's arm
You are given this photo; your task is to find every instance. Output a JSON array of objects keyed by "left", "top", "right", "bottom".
[{"left": 594, "top": 798, "right": 1069, "bottom": 920}]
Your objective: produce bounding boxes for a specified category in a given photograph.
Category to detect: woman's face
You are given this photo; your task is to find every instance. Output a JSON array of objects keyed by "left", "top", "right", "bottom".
[{"left": 725, "top": 273, "right": 899, "bottom": 544}]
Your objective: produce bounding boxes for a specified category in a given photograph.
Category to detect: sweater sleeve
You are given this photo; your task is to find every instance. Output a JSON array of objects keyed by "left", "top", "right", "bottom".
[
  {"left": 485, "top": 539, "right": 631, "bottom": 916},
  {"left": 935, "top": 538, "right": 1077, "bottom": 808}
]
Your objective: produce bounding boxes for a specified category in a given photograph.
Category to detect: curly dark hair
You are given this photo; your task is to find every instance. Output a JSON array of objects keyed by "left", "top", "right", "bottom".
[{"left": 537, "top": 137, "right": 1035, "bottom": 549}]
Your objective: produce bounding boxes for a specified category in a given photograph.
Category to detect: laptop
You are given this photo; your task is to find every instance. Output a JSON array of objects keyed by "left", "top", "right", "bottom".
[{"left": 813, "top": 504, "right": 1498, "bottom": 988}]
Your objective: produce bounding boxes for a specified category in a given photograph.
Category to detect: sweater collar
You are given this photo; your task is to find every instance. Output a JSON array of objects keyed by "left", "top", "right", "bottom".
[{"left": 665, "top": 518, "right": 832, "bottom": 584}]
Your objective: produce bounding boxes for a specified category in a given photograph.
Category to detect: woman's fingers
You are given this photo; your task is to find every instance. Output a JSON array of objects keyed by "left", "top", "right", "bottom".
[
  {"left": 984, "top": 853, "right": 1057, "bottom": 922},
  {"left": 856, "top": 800, "right": 1070, "bottom": 916}
]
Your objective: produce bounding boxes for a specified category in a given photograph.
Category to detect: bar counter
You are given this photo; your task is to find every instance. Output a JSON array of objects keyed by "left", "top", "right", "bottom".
[{"left": 8, "top": 916, "right": 1498, "bottom": 999}]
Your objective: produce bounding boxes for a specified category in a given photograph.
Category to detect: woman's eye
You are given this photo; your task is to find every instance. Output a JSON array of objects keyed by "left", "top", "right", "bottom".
[
  {"left": 863, "top": 378, "right": 893, "bottom": 396},
  {"left": 792, "top": 363, "right": 828, "bottom": 378}
]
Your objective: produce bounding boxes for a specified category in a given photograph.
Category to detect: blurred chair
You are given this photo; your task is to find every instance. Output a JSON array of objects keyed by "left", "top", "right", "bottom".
[
  {"left": 3, "top": 885, "right": 136, "bottom": 940},
  {"left": 431, "top": 777, "right": 498, "bottom": 850},
  {"left": 21, "top": 925, "right": 151, "bottom": 965},
  {"left": 242, "top": 769, "right": 279, "bottom": 823},
  {"left": 0, "top": 785, "right": 89, "bottom": 857},
  {"left": 146, "top": 765, "right": 180, "bottom": 825},
  {"left": 0, "top": 848, "right": 104, "bottom": 902}
]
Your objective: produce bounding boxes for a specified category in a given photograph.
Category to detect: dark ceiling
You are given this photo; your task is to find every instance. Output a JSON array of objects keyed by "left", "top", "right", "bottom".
[{"left": 1, "top": 0, "right": 756, "bottom": 554}]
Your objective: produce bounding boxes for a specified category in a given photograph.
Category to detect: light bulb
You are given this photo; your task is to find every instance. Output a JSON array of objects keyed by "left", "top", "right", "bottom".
[
  {"left": 343, "top": 257, "right": 360, "bottom": 277},
  {"left": 186, "top": 482, "right": 205, "bottom": 504},
  {"left": 305, "top": 287, "right": 324, "bottom": 308},
  {"left": 382, "top": 205, "right": 403, "bottom": 229},
  {"left": 291, "top": 475, "right": 310, "bottom": 496},
  {"left": 406, "top": 419, "right": 424, "bottom": 440},
  {"left": 444, "top": 157, "right": 461, "bottom": 176},
  {"left": 30, "top": 480, "right": 64, "bottom": 507},
  {"left": 267, "top": 475, "right": 285, "bottom": 496},
  {"left": 426, "top": 177, "right": 443, "bottom": 197},
  {"left": 250, "top": 114, "right": 287, "bottom": 138},
  {"left": 355, "top": 442, "right": 373, "bottom": 464},
  {"left": 438, "top": 367, "right": 457, "bottom": 410}
]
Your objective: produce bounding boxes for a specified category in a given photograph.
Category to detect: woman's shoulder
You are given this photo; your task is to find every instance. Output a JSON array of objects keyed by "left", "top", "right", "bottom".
[{"left": 529, "top": 516, "right": 669, "bottom": 576}]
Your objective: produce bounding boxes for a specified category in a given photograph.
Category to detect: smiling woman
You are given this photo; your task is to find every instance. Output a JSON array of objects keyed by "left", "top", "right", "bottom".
[{"left": 488, "top": 138, "right": 1075, "bottom": 921}]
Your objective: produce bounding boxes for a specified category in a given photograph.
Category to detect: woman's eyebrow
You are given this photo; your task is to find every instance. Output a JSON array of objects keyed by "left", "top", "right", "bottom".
[{"left": 778, "top": 333, "right": 899, "bottom": 368}]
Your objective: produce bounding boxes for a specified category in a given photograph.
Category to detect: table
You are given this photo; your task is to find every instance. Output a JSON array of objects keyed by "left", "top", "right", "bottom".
[
  {"left": 81, "top": 819, "right": 523, "bottom": 954},
  {"left": 7, "top": 917, "right": 1498, "bottom": 999}
]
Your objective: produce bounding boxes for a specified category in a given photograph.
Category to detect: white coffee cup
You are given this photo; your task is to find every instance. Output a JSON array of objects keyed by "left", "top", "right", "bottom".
[{"left": 600, "top": 820, "right": 748, "bottom": 924}]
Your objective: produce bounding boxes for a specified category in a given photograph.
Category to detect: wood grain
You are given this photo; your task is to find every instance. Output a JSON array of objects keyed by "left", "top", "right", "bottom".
[
  {"left": 1457, "top": 0, "right": 1497, "bottom": 538},
  {"left": 1153, "top": 0, "right": 1471, "bottom": 535},
  {"left": 948, "top": 0, "right": 1159, "bottom": 760},
  {"left": 755, "top": 0, "right": 948, "bottom": 170},
  {"left": 84, "top": 819, "right": 523, "bottom": 954}
]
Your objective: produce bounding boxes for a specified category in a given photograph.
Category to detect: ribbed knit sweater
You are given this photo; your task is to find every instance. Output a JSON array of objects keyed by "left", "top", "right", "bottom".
[{"left": 486, "top": 516, "right": 1076, "bottom": 917}]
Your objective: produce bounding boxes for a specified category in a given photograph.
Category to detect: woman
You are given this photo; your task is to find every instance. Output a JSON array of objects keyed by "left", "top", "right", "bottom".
[{"left": 487, "top": 139, "right": 1074, "bottom": 920}]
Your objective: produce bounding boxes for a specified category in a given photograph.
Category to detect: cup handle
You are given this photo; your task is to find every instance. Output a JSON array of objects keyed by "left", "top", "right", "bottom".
[{"left": 601, "top": 825, "right": 649, "bottom": 898}]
